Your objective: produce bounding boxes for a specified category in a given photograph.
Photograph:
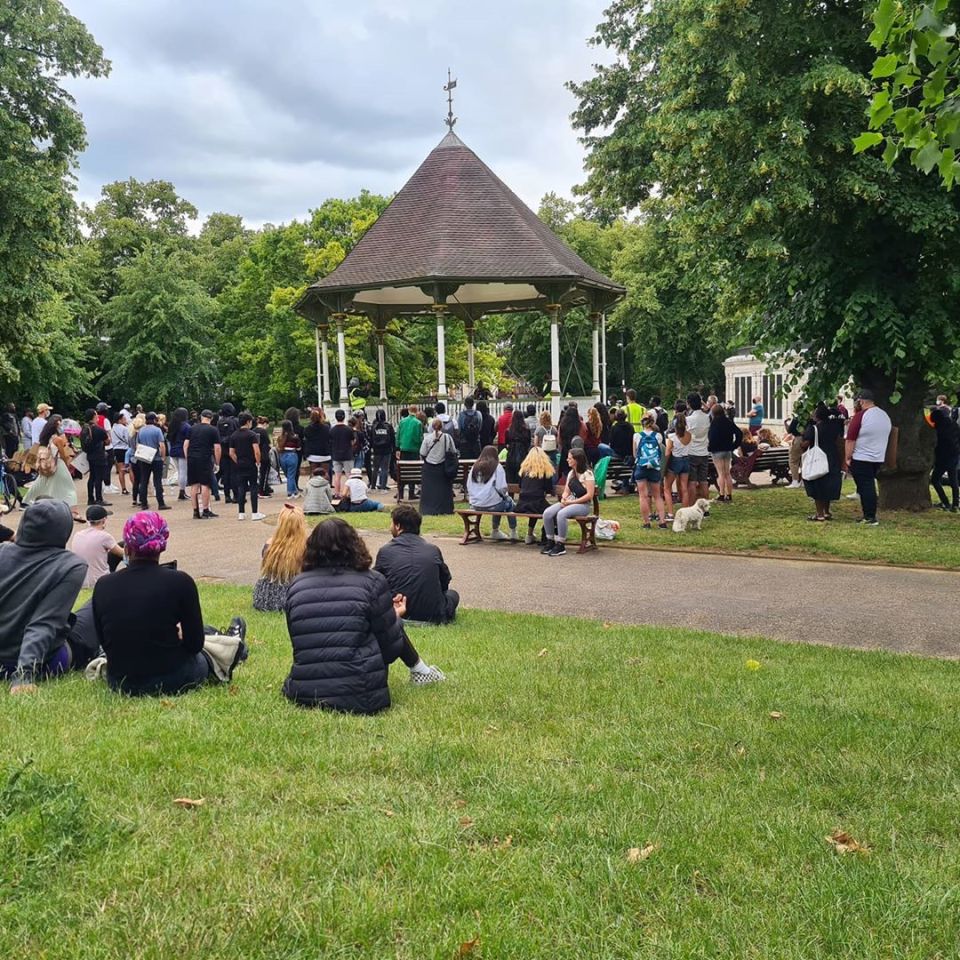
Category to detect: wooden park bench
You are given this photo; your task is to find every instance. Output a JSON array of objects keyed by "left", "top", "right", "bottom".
[
  {"left": 456, "top": 484, "right": 601, "bottom": 554},
  {"left": 395, "top": 458, "right": 476, "bottom": 502},
  {"left": 732, "top": 447, "right": 792, "bottom": 486}
]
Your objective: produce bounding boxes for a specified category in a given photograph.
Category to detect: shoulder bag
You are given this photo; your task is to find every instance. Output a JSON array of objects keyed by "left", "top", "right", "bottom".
[{"left": 800, "top": 426, "right": 829, "bottom": 481}]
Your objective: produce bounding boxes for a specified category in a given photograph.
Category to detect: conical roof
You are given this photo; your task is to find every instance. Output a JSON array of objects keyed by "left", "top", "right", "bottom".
[{"left": 298, "top": 131, "right": 624, "bottom": 319}]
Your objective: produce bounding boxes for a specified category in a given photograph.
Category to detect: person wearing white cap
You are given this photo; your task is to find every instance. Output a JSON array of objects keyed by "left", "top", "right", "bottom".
[{"left": 344, "top": 467, "right": 383, "bottom": 512}]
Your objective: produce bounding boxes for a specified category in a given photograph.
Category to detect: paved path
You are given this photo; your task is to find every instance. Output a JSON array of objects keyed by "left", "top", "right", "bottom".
[{"left": 6, "top": 481, "right": 959, "bottom": 658}]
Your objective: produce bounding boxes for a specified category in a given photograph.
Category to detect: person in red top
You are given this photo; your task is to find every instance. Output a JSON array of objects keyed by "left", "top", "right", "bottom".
[{"left": 496, "top": 404, "right": 514, "bottom": 448}]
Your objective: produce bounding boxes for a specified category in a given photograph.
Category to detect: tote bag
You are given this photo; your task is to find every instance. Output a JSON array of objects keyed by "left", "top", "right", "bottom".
[
  {"left": 134, "top": 443, "right": 157, "bottom": 464},
  {"left": 800, "top": 426, "right": 829, "bottom": 481}
]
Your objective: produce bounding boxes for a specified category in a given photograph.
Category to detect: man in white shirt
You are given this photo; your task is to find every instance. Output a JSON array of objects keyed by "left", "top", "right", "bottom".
[
  {"left": 31, "top": 403, "right": 51, "bottom": 445},
  {"left": 843, "top": 389, "right": 892, "bottom": 526},
  {"left": 345, "top": 467, "right": 383, "bottom": 512},
  {"left": 684, "top": 392, "right": 712, "bottom": 505}
]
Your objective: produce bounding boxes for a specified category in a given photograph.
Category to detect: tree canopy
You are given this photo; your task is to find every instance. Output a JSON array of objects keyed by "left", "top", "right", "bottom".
[
  {"left": 570, "top": 0, "right": 960, "bottom": 508},
  {"left": 0, "top": 0, "right": 108, "bottom": 385}
]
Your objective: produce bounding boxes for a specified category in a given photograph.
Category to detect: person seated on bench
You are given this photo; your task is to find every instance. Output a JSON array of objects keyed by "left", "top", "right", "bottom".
[
  {"left": 0, "top": 499, "right": 99, "bottom": 694},
  {"left": 283, "top": 518, "right": 446, "bottom": 714},
  {"left": 540, "top": 448, "right": 596, "bottom": 558},
  {"left": 375, "top": 505, "right": 459, "bottom": 624},
  {"left": 466, "top": 445, "right": 517, "bottom": 542},
  {"left": 516, "top": 447, "right": 556, "bottom": 545},
  {"left": 92, "top": 511, "right": 249, "bottom": 696}
]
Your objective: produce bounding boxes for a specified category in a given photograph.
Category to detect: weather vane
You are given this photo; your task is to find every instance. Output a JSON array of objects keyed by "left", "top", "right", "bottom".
[{"left": 444, "top": 68, "right": 457, "bottom": 131}]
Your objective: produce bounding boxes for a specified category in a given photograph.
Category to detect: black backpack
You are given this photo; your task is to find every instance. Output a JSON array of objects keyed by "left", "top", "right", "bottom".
[
  {"left": 372, "top": 421, "right": 391, "bottom": 450},
  {"left": 462, "top": 410, "right": 481, "bottom": 445},
  {"left": 654, "top": 406, "right": 669, "bottom": 434}
]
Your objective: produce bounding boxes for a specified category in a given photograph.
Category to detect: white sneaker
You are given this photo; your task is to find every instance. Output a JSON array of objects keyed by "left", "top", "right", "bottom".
[
  {"left": 524, "top": 533, "right": 535, "bottom": 545},
  {"left": 250, "top": 512, "right": 266, "bottom": 521},
  {"left": 237, "top": 513, "right": 246, "bottom": 521},
  {"left": 410, "top": 664, "right": 446, "bottom": 684},
  {"left": 489, "top": 529, "right": 509, "bottom": 541},
  {"left": 106, "top": 484, "right": 119, "bottom": 494},
  {"left": 845, "top": 492, "right": 860, "bottom": 500},
  {"left": 509, "top": 530, "right": 518, "bottom": 541},
  {"left": 787, "top": 480, "right": 802, "bottom": 489}
]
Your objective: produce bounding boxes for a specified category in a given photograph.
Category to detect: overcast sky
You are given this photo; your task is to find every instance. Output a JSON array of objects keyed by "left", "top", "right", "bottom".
[{"left": 65, "top": 0, "right": 609, "bottom": 229}]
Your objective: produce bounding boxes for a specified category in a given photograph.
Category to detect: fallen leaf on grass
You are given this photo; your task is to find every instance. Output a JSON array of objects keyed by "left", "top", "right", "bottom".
[
  {"left": 826, "top": 830, "right": 870, "bottom": 855},
  {"left": 492, "top": 835, "right": 512, "bottom": 850},
  {"left": 382, "top": 808, "right": 395, "bottom": 818},
  {"left": 453, "top": 798, "right": 467, "bottom": 809},
  {"left": 228, "top": 684, "right": 239, "bottom": 696},
  {"left": 537, "top": 648, "right": 549, "bottom": 657},
  {"left": 458, "top": 815, "right": 475, "bottom": 828},
  {"left": 457, "top": 937, "right": 480, "bottom": 957},
  {"left": 626, "top": 843, "right": 659, "bottom": 863},
  {"left": 602, "top": 622, "right": 613, "bottom": 629},
  {"left": 160, "top": 699, "right": 176, "bottom": 709},
  {"left": 172, "top": 797, "right": 204, "bottom": 808},
  {"left": 769, "top": 711, "right": 784, "bottom": 720}
]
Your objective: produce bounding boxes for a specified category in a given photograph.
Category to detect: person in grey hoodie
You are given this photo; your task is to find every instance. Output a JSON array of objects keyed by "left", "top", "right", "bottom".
[
  {"left": 0, "top": 499, "right": 98, "bottom": 693},
  {"left": 302, "top": 467, "right": 335, "bottom": 515}
]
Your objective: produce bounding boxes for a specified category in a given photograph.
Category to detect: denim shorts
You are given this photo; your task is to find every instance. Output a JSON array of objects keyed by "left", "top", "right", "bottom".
[
  {"left": 712, "top": 451, "right": 733, "bottom": 462},
  {"left": 634, "top": 466, "right": 662, "bottom": 484},
  {"left": 668, "top": 456, "right": 689, "bottom": 475}
]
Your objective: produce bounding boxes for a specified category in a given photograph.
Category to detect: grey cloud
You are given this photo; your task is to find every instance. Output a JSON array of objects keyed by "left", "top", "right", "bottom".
[{"left": 67, "top": 0, "right": 608, "bottom": 226}]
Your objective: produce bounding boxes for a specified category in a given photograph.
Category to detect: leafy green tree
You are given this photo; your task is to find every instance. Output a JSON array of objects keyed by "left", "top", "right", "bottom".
[
  {"left": 100, "top": 244, "right": 220, "bottom": 410},
  {"left": 570, "top": 0, "right": 960, "bottom": 509},
  {"left": 0, "top": 0, "right": 108, "bottom": 382},
  {"left": 858, "top": 0, "right": 960, "bottom": 188}
]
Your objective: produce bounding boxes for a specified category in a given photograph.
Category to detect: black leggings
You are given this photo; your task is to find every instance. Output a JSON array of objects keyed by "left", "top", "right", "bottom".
[
  {"left": 86, "top": 458, "right": 106, "bottom": 503},
  {"left": 932, "top": 461, "right": 959, "bottom": 508},
  {"left": 398, "top": 631, "right": 420, "bottom": 668}
]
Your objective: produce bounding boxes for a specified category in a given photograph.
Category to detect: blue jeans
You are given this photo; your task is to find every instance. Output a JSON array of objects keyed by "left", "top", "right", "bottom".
[
  {"left": 480, "top": 495, "right": 516, "bottom": 530},
  {"left": 350, "top": 499, "right": 383, "bottom": 512},
  {"left": 280, "top": 451, "right": 299, "bottom": 495}
]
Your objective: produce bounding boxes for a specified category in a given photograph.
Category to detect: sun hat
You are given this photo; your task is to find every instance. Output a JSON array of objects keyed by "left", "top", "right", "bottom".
[{"left": 350, "top": 467, "right": 363, "bottom": 478}]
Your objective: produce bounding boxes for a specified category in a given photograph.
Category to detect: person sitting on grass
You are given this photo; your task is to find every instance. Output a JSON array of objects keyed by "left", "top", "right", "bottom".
[
  {"left": 466, "top": 444, "right": 517, "bottom": 542},
  {"left": 254, "top": 503, "right": 308, "bottom": 612},
  {"left": 0, "top": 499, "right": 100, "bottom": 694},
  {"left": 92, "top": 512, "right": 248, "bottom": 696},
  {"left": 342, "top": 467, "right": 383, "bottom": 512},
  {"left": 540, "top": 448, "right": 596, "bottom": 557},
  {"left": 283, "top": 518, "right": 445, "bottom": 714},
  {"left": 303, "top": 466, "right": 335, "bottom": 515},
  {"left": 71, "top": 504, "right": 125, "bottom": 587},
  {"left": 515, "top": 446, "right": 556, "bottom": 544},
  {"left": 375, "top": 505, "right": 459, "bottom": 624}
]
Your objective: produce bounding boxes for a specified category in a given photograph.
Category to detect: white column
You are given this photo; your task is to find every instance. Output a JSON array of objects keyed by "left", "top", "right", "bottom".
[
  {"left": 313, "top": 327, "right": 323, "bottom": 407},
  {"left": 377, "top": 332, "right": 387, "bottom": 402},
  {"left": 319, "top": 328, "right": 332, "bottom": 405},
  {"left": 466, "top": 325, "right": 476, "bottom": 391},
  {"left": 590, "top": 313, "right": 601, "bottom": 400},
  {"left": 600, "top": 311, "right": 608, "bottom": 404},
  {"left": 435, "top": 308, "right": 448, "bottom": 398},
  {"left": 548, "top": 304, "right": 561, "bottom": 422},
  {"left": 335, "top": 314, "right": 348, "bottom": 405}
]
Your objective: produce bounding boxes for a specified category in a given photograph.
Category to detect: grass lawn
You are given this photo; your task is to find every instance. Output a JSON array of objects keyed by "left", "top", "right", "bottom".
[
  {"left": 4, "top": 585, "right": 960, "bottom": 958},
  {"left": 331, "top": 480, "right": 960, "bottom": 570}
]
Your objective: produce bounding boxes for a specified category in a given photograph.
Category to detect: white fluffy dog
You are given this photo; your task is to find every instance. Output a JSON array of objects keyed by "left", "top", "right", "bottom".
[{"left": 672, "top": 498, "right": 711, "bottom": 533}]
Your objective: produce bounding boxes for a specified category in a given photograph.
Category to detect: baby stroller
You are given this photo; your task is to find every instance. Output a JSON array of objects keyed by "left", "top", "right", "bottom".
[{"left": 0, "top": 451, "right": 26, "bottom": 514}]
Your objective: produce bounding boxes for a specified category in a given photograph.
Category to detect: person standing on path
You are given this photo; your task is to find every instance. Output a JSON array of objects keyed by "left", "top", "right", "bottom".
[
  {"left": 81, "top": 408, "right": 111, "bottom": 507},
  {"left": 928, "top": 405, "right": 960, "bottom": 512},
  {"left": 370, "top": 410, "right": 396, "bottom": 490},
  {"left": 230, "top": 412, "right": 264, "bottom": 521},
  {"left": 20, "top": 409, "right": 33, "bottom": 452},
  {"left": 184, "top": 409, "right": 221, "bottom": 519},
  {"left": 31, "top": 403, "right": 51, "bottom": 446},
  {"left": 134, "top": 413, "right": 169, "bottom": 511},
  {"left": 217, "top": 403, "right": 240, "bottom": 504},
  {"left": 844, "top": 389, "right": 892, "bottom": 527},
  {"left": 684, "top": 393, "right": 712, "bottom": 506},
  {"left": 623, "top": 389, "right": 646, "bottom": 434},
  {"left": 395, "top": 407, "right": 423, "bottom": 500}
]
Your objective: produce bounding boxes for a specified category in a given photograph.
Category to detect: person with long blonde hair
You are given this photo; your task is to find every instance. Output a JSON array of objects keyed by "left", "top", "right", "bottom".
[
  {"left": 253, "top": 503, "right": 308, "bottom": 611},
  {"left": 515, "top": 446, "right": 556, "bottom": 544}
]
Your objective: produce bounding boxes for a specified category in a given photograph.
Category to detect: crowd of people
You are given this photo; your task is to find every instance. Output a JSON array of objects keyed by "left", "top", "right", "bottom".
[{"left": 2, "top": 383, "right": 958, "bottom": 712}]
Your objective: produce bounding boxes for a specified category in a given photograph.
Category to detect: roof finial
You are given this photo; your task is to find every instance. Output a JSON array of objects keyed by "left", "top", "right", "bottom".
[{"left": 443, "top": 68, "right": 457, "bottom": 132}]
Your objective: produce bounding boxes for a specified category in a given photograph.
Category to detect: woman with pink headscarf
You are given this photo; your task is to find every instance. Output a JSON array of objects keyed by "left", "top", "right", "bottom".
[{"left": 91, "top": 511, "right": 248, "bottom": 695}]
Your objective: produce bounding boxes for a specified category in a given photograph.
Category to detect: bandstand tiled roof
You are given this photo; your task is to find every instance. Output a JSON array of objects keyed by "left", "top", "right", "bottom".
[{"left": 296, "top": 131, "right": 625, "bottom": 321}]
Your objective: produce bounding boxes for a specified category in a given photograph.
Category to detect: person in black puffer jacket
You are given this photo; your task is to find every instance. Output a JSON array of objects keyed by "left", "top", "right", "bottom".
[{"left": 283, "top": 518, "right": 446, "bottom": 713}]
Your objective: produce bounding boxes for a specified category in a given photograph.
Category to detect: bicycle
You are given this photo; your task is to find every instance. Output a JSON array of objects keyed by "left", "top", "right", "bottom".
[{"left": 0, "top": 453, "right": 23, "bottom": 514}]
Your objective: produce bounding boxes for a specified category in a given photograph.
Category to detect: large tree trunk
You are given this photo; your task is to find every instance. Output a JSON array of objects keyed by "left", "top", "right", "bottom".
[{"left": 858, "top": 370, "right": 934, "bottom": 512}]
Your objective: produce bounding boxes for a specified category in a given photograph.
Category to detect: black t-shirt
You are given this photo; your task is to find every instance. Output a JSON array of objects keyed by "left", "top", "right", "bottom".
[
  {"left": 255, "top": 426, "right": 271, "bottom": 456},
  {"left": 330, "top": 423, "right": 355, "bottom": 462},
  {"left": 82, "top": 423, "right": 108, "bottom": 463},
  {"left": 231, "top": 427, "right": 259, "bottom": 473},
  {"left": 187, "top": 422, "right": 219, "bottom": 460}
]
